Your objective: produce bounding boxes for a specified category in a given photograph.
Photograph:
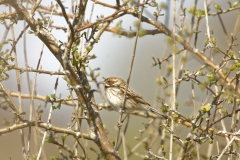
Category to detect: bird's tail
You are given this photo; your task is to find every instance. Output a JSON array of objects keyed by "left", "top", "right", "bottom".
[{"left": 146, "top": 106, "right": 168, "bottom": 119}]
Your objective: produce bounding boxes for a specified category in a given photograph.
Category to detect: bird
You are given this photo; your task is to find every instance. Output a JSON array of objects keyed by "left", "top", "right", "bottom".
[{"left": 102, "top": 76, "right": 167, "bottom": 119}]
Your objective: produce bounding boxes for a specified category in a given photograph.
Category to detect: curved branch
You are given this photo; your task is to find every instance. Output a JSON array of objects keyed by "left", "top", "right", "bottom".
[
  {"left": 5, "top": 1, "right": 120, "bottom": 159},
  {"left": 129, "top": 12, "right": 240, "bottom": 95},
  {"left": 0, "top": 121, "right": 90, "bottom": 139}
]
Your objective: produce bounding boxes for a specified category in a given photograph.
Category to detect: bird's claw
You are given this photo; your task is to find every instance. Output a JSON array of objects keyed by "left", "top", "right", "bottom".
[{"left": 117, "top": 121, "right": 123, "bottom": 128}]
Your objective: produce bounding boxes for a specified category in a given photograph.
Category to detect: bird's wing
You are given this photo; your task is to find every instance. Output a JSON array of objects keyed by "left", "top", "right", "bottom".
[
  {"left": 118, "top": 82, "right": 168, "bottom": 119},
  {"left": 119, "top": 83, "right": 150, "bottom": 106}
]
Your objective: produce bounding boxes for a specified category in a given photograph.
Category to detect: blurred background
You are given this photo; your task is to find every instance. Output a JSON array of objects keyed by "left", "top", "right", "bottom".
[{"left": 0, "top": 0, "right": 240, "bottom": 159}]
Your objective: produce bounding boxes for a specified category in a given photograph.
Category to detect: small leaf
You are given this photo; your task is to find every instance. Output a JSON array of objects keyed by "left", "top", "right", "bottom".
[
  {"left": 45, "top": 95, "right": 50, "bottom": 101},
  {"left": 50, "top": 94, "right": 55, "bottom": 99},
  {"left": 233, "top": 2, "right": 238, "bottom": 8},
  {"left": 57, "top": 104, "right": 61, "bottom": 109},
  {"left": 19, "top": 112, "right": 26, "bottom": 115},
  {"left": 214, "top": 4, "right": 221, "bottom": 10},
  {"left": 200, "top": 103, "right": 211, "bottom": 112},
  {"left": 61, "top": 134, "right": 67, "bottom": 142},
  {"left": 52, "top": 105, "right": 57, "bottom": 110},
  {"left": 112, "top": 141, "right": 115, "bottom": 147}
]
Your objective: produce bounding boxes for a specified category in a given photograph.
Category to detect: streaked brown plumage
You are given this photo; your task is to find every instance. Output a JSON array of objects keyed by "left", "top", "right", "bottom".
[{"left": 103, "top": 76, "right": 167, "bottom": 119}]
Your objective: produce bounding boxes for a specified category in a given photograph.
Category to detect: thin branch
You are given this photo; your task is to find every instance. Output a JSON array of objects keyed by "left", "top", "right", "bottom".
[
  {"left": 0, "top": 121, "right": 90, "bottom": 139},
  {"left": 204, "top": 0, "right": 211, "bottom": 40},
  {"left": 92, "top": 0, "right": 118, "bottom": 9},
  {"left": 170, "top": 0, "right": 177, "bottom": 159},
  {"left": 217, "top": 129, "right": 240, "bottom": 160},
  {"left": 9, "top": 67, "right": 65, "bottom": 75},
  {"left": 36, "top": 66, "right": 60, "bottom": 160},
  {"left": 115, "top": 0, "right": 143, "bottom": 151},
  {"left": 9, "top": 5, "right": 27, "bottom": 159}
]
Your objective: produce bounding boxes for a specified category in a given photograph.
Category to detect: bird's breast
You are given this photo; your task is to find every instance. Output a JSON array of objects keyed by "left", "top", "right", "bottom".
[{"left": 105, "top": 87, "right": 123, "bottom": 111}]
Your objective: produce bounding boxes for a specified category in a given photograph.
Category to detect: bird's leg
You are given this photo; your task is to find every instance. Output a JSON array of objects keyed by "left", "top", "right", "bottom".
[
  {"left": 144, "top": 111, "right": 149, "bottom": 117},
  {"left": 117, "top": 121, "right": 123, "bottom": 127},
  {"left": 122, "top": 114, "right": 130, "bottom": 122},
  {"left": 117, "top": 109, "right": 124, "bottom": 127},
  {"left": 117, "top": 112, "right": 129, "bottom": 127}
]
